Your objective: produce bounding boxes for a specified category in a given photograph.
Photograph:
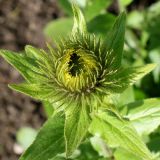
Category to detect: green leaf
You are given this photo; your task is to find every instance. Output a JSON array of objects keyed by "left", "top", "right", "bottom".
[
  {"left": 104, "top": 12, "right": 126, "bottom": 69},
  {"left": 90, "top": 136, "right": 112, "bottom": 158},
  {"left": 44, "top": 18, "right": 73, "bottom": 41},
  {"left": 64, "top": 100, "right": 91, "bottom": 157},
  {"left": 76, "top": 140, "right": 100, "bottom": 160},
  {"left": 114, "top": 148, "right": 141, "bottom": 160},
  {"left": 9, "top": 83, "right": 70, "bottom": 109},
  {"left": 89, "top": 112, "right": 154, "bottom": 160},
  {"left": 84, "top": 0, "right": 112, "bottom": 21},
  {"left": 72, "top": 4, "right": 87, "bottom": 35},
  {"left": 148, "top": 133, "right": 160, "bottom": 153},
  {"left": 49, "top": 157, "right": 66, "bottom": 160},
  {"left": 0, "top": 50, "right": 44, "bottom": 83},
  {"left": 19, "top": 112, "right": 65, "bottom": 160},
  {"left": 87, "top": 14, "right": 116, "bottom": 37},
  {"left": 106, "top": 87, "right": 135, "bottom": 108},
  {"left": 43, "top": 101, "right": 54, "bottom": 118},
  {"left": 9, "top": 83, "right": 53, "bottom": 101},
  {"left": 25, "top": 45, "right": 43, "bottom": 60},
  {"left": 51, "top": 140, "right": 101, "bottom": 160},
  {"left": 124, "top": 98, "right": 160, "bottom": 136},
  {"left": 104, "top": 64, "right": 156, "bottom": 93}
]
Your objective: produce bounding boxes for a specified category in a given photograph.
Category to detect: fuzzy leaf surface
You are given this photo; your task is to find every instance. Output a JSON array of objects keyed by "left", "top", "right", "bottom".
[
  {"left": 9, "top": 83, "right": 54, "bottom": 101},
  {"left": 124, "top": 98, "right": 160, "bottom": 135},
  {"left": 104, "top": 64, "right": 156, "bottom": 93},
  {"left": 25, "top": 45, "right": 43, "bottom": 60},
  {"left": 104, "top": 12, "right": 126, "bottom": 69},
  {"left": 114, "top": 148, "right": 141, "bottom": 160},
  {"left": 89, "top": 112, "right": 154, "bottom": 160},
  {"left": 19, "top": 112, "right": 65, "bottom": 160},
  {"left": 72, "top": 4, "right": 87, "bottom": 35},
  {"left": 64, "top": 100, "right": 91, "bottom": 157},
  {"left": 0, "top": 50, "right": 44, "bottom": 83}
]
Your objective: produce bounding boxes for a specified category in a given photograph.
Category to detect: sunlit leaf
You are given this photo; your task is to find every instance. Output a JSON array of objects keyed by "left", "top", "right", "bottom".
[
  {"left": 19, "top": 113, "right": 65, "bottom": 160},
  {"left": 72, "top": 4, "right": 87, "bottom": 35},
  {"left": 103, "top": 12, "right": 126, "bottom": 69},
  {"left": 65, "top": 100, "right": 91, "bottom": 157},
  {"left": 114, "top": 148, "right": 141, "bottom": 160},
  {"left": 89, "top": 112, "right": 154, "bottom": 160},
  {"left": 9, "top": 83, "right": 53, "bottom": 101},
  {"left": 0, "top": 50, "right": 44, "bottom": 83},
  {"left": 104, "top": 64, "right": 156, "bottom": 93},
  {"left": 124, "top": 98, "right": 160, "bottom": 135}
]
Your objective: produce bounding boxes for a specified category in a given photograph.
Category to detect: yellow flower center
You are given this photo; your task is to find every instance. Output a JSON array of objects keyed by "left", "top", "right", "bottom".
[{"left": 56, "top": 49, "right": 99, "bottom": 92}]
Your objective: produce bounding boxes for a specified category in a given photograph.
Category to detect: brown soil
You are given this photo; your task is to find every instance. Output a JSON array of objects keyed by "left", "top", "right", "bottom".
[{"left": 0, "top": 0, "right": 62, "bottom": 159}]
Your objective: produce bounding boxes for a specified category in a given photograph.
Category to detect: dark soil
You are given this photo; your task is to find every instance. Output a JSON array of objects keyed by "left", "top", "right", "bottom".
[{"left": 0, "top": 0, "right": 62, "bottom": 159}]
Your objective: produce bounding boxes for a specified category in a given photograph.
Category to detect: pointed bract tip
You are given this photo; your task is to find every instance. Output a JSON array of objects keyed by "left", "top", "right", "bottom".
[{"left": 71, "top": 2, "right": 87, "bottom": 35}]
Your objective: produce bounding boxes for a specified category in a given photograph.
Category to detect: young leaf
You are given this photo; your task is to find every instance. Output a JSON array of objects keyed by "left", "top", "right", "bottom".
[
  {"left": 9, "top": 83, "right": 53, "bottom": 100},
  {"left": 124, "top": 98, "right": 160, "bottom": 135},
  {"left": 72, "top": 3, "right": 87, "bottom": 35},
  {"left": 19, "top": 112, "right": 65, "bottom": 160},
  {"left": 43, "top": 101, "right": 54, "bottom": 118},
  {"left": 0, "top": 50, "right": 44, "bottom": 83},
  {"left": 103, "top": 12, "right": 126, "bottom": 69},
  {"left": 64, "top": 100, "right": 91, "bottom": 157},
  {"left": 25, "top": 45, "right": 43, "bottom": 60},
  {"left": 89, "top": 112, "right": 154, "bottom": 160},
  {"left": 114, "top": 148, "right": 141, "bottom": 160},
  {"left": 104, "top": 64, "right": 156, "bottom": 93}
]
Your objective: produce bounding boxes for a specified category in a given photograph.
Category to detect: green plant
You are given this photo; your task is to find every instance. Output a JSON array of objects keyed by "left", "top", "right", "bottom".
[
  {"left": 45, "top": 0, "right": 160, "bottom": 99},
  {"left": 0, "top": 3, "right": 159, "bottom": 160}
]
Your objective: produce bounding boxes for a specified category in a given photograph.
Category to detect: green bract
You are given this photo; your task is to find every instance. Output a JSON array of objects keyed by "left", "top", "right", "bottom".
[{"left": 0, "top": 3, "right": 156, "bottom": 160}]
